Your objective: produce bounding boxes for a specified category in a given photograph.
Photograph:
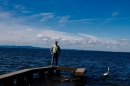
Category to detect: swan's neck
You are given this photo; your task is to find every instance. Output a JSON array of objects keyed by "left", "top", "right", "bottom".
[{"left": 107, "top": 68, "right": 109, "bottom": 73}]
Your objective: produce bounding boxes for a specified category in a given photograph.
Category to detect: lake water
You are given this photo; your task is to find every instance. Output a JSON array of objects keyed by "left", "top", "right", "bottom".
[{"left": 0, "top": 48, "right": 130, "bottom": 86}]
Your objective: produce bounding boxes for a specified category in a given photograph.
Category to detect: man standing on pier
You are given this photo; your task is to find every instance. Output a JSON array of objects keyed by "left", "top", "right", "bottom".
[{"left": 50, "top": 41, "right": 60, "bottom": 67}]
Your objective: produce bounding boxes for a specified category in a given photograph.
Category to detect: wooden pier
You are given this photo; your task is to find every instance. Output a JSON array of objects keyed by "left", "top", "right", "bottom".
[{"left": 0, "top": 67, "right": 86, "bottom": 86}]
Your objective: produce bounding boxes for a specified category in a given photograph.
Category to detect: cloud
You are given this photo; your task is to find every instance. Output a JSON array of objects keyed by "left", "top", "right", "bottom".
[
  {"left": 37, "top": 30, "right": 79, "bottom": 41},
  {"left": 58, "top": 16, "right": 101, "bottom": 26},
  {"left": 36, "top": 30, "right": 129, "bottom": 51},
  {"left": 69, "top": 18, "right": 101, "bottom": 22},
  {"left": 14, "top": 4, "right": 26, "bottom": 9},
  {"left": 0, "top": 8, "right": 130, "bottom": 51},
  {"left": 13, "top": 4, "right": 32, "bottom": 14},
  {"left": 0, "top": 20, "right": 130, "bottom": 51},
  {"left": 112, "top": 12, "right": 119, "bottom": 17},
  {"left": 78, "top": 33, "right": 98, "bottom": 40},
  {"left": 0, "top": 10, "right": 12, "bottom": 19},
  {"left": 21, "top": 10, "right": 31, "bottom": 13},
  {"left": 104, "top": 17, "right": 129, "bottom": 23},
  {"left": 104, "top": 12, "right": 120, "bottom": 23},
  {"left": 37, "top": 34, "right": 43, "bottom": 38},
  {"left": 27, "top": 28, "right": 33, "bottom": 31},
  {"left": 40, "top": 13, "right": 54, "bottom": 21},
  {"left": 59, "top": 15, "right": 70, "bottom": 23}
]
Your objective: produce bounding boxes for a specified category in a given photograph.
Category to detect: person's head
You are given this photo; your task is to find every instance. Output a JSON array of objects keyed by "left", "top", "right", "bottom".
[{"left": 55, "top": 41, "right": 58, "bottom": 45}]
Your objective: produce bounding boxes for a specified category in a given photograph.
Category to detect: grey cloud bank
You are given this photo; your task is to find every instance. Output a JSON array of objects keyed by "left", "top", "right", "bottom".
[{"left": 0, "top": 24, "right": 130, "bottom": 52}]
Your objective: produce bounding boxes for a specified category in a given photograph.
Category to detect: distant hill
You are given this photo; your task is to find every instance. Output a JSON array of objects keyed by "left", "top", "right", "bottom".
[{"left": 0, "top": 45, "right": 44, "bottom": 49}]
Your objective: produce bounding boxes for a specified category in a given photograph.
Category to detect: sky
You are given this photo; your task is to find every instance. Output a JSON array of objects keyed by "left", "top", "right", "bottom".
[{"left": 0, "top": 0, "right": 130, "bottom": 52}]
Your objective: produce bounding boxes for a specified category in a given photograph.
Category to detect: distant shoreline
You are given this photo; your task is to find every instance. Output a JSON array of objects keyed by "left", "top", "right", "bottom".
[
  {"left": 0, "top": 45, "right": 44, "bottom": 49},
  {"left": 0, "top": 45, "right": 129, "bottom": 53}
]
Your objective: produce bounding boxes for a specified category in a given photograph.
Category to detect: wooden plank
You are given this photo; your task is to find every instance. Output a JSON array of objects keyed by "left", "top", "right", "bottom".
[
  {"left": 0, "top": 69, "right": 31, "bottom": 80},
  {"left": 30, "top": 66, "right": 53, "bottom": 70},
  {"left": 56, "top": 67, "right": 77, "bottom": 71},
  {"left": 0, "top": 67, "right": 53, "bottom": 80},
  {"left": 75, "top": 68, "right": 86, "bottom": 76}
]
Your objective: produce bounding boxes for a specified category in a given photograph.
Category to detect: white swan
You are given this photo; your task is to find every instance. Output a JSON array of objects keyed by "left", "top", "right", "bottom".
[{"left": 103, "top": 68, "right": 109, "bottom": 77}]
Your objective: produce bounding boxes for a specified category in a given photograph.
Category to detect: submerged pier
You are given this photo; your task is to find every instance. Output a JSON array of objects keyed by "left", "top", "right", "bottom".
[{"left": 0, "top": 67, "right": 86, "bottom": 86}]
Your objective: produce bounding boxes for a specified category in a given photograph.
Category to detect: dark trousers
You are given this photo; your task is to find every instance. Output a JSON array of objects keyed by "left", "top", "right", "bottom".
[{"left": 51, "top": 53, "right": 58, "bottom": 66}]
